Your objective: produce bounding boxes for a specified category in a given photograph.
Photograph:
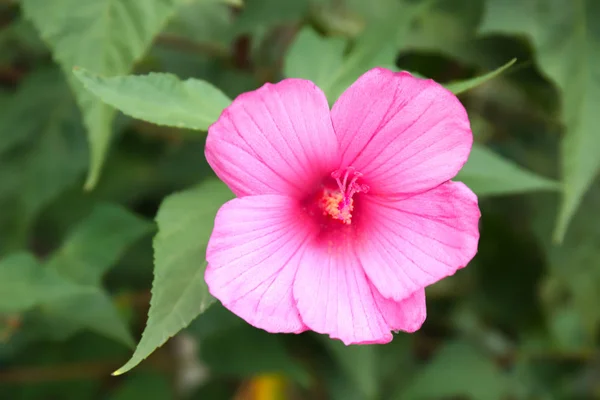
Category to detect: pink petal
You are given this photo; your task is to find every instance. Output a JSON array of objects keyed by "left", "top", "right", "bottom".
[
  {"left": 206, "top": 79, "right": 340, "bottom": 198},
  {"left": 375, "top": 288, "right": 427, "bottom": 333},
  {"left": 293, "top": 244, "right": 427, "bottom": 345},
  {"left": 331, "top": 68, "right": 472, "bottom": 195},
  {"left": 358, "top": 181, "right": 480, "bottom": 302},
  {"left": 205, "top": 195, "right": 318, "bottom": 333}
]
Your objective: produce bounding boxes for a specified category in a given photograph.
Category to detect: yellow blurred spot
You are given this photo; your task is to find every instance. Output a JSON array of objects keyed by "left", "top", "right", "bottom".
[{"left": 234, "top": 374, "right": 288, "bottom": 400}]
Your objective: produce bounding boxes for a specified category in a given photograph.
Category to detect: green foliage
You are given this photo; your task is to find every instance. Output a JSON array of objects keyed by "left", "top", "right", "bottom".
[
  {"left": 47, "top": 204, "right": 153, "bottom": 285},
  {"left": 445, "top": 58, "right": 516, "bottom": 95},
  {"left": 43, "top": 290, "right": 134, "bottom": 347},
  {"left": 535, "top": 182, "right": 600, "bottom": 348},
  {"left": 285, "top": 26, "right": 402, "bottom": 103},
  {"left": 0, "top": 204, "right": 150, "bottom": 351},
  {"left": 39, "top": 204, "right": 153, "bottom": 347},
  {"left": 480, "top": 0, "right": 600, "bottom": 241},
  {"left": 0, "top": 69, "right": 86, "bottom": 251},
  {"left": 284, "top": 28, "right": 347, "bottom": 95},
  {"left": 0, "top": 253, "right": 89, "bottom": 313},
  {"left": 21, "top": 0, "right": 185, "bottom": 189},
  {"left": 1, "top": 0, "right": 599, "bottom": 398},
  {"left": 322, "top": 341, "right": 378, "bottom": 399},
  {"left": 73, "top": 69, "right": 231, "bottom": 131},
  {"left": 457, "top": 143, "right": 559, "bottom": 196},
  {"left": 115, "top": 180, "right": 233, "bottom": 375},
  {"left": 397, "top": 341, "right": 512, "bottom": 400}
]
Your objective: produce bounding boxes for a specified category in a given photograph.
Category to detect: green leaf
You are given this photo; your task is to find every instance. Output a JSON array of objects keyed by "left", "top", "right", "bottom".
[
  {"left": 286, "top": 18, "right": 495, "bottom": 103},
  {"left": 327, "top": 28, "right": 399, "bottom": 103},
  {"left": 397, "top": 340, "right": 511, "bottom": 400},
  {"left": 445, "top": 58, "right": 516, "bottom": 95},
  {"left": 0, "top": 243, "right": 136, "bottom": 347},
  {"left": 0, "top": 253, "right": 89, "bottom": 313},
  {"left": 480, "top": 0, "right": 600, "bottom": 241},
  {"left": 456, "top": 143, "right": 560, "bottom": 196},
  {"left": 114, "top": 179, "right": 234, "bottom": 375},
  {"left": 284, "top": 28, "right": 346, "bottom": 93},
  {"left": 284, "top": 27, "right": 400, "bottom": 103},
  {"left": 47, "top": 203, "right": 153, "bottom": 285},
  {"left": 22, "top": 0, "right": 184, "bottom": 189},
  {"left": 73, "top": 69, "right": 231, "bottom": 131},
  {"left": 37, "top": 204, "right": 151, "bottom": 347},
  {"left": 44, "top": 290, "right": 135, "bottom": 347}
]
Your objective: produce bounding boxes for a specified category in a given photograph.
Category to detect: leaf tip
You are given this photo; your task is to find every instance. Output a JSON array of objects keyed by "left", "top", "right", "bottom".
[
  {"left": 84, "top": 166, "right": 101, "bottom": 191},
  {"left": 112, "top": 368, "right": 125, "bottom": 376},
  {"left": 83, "top": 179, "right": 96, "bottom": 192},
  {"left": 552, "top": 223, "right": 566, "bottom": 245}
]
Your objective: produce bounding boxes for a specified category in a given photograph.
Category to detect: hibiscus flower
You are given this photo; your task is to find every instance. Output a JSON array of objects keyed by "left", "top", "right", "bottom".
[{"left": 204, "top": 68, "right": 480, "bottom": 345}]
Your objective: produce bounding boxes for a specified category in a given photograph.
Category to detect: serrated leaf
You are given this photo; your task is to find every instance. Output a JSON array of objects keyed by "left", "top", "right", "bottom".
[
  {"left": 396, "top": 340, "right": 511, "bottom": 400},
  {"left": 456, "top": 143, "right": 560, "bottom": 196},
  {"left": 480, "top": 0, "right": 600, "bottom": 241},
  {"left": 74, "top": 69, "right": 231, "bottom": 130},
  {"left": 0, "top": 253, "right": 90, "bottom": 313},
  {"left": 47, "top": 203, "right": 153, "bottom": 285},
  {"left": 21, "top": 0, "right": 184, "bottom": 189},
  {"left": 445, "top": 58, "right": 516, "bottom": 95},
  {"left": 115, "top": 179, "right": 234, "bottom": 375}
]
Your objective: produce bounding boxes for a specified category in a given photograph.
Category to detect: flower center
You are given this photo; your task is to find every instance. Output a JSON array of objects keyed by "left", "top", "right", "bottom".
[{"left": 317, "top": 167, "right": 369, "bottom": 225}]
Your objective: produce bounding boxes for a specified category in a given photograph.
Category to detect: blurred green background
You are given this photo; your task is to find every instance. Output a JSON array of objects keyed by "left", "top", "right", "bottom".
[{"left": 1, "top": 0, "right": 599, "bottom": 399}]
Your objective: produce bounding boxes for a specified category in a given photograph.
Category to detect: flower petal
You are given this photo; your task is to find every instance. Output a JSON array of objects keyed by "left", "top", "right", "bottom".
[
  {"left": 358, "top": 181, "right": 480, "bottom": 302},
  {"left": 205, "top": 195, "right": 318, "bottom": 333},
  {"left": 375, "top": 288, "right": 427, "bottom": 333},
  {"left": 293, "top": 244, "right": 427, "bottom": 344},
  {"left": 331, "top": 68, "right": 472, "bottom": 195},
  {"left": 206, "top": 79, "right": 339, "bottom": 198}
]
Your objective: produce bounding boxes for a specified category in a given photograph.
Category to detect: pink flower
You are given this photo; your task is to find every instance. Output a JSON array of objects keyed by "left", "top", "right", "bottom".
[{"left": 205, "top": 68, "right": 480, "bottom": 345}]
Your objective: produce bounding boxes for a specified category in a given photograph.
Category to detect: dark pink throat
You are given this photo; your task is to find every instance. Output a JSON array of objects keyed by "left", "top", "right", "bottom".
[{"left": 304, "top": 167, "right": 369, "bottom": 229}]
